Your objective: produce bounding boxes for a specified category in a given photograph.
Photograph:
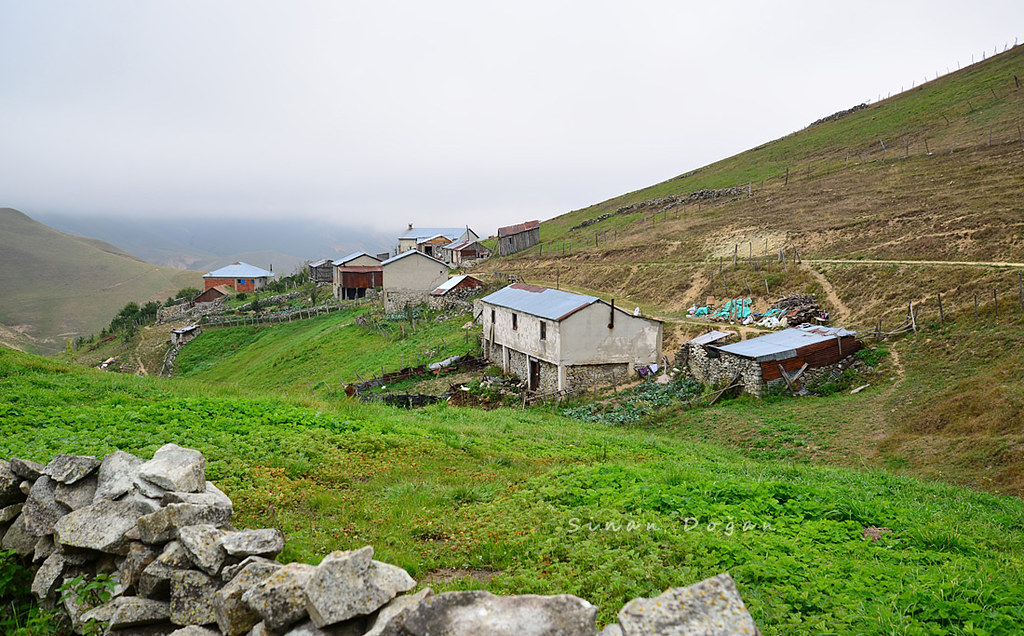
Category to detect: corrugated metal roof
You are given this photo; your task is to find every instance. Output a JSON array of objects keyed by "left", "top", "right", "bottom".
[
  {"left": 688, "top": 330, "right": 731, "bottom": 345},
  {"left": 479, "top": 284, "right": 600, "bottom": 321},
  {"left": 399, "top": 227, "right": 467, "bottom": 240},
  {"left": 332, "top": 251, "right": 380, "bottom": 266},
  {"left": 715, "top": 325, "right": 856, "bottom": 362},
  {"left": 498, "top": 220, "right": 540, "bottom": 237},
  {"left": 203, "top": 262, "right": 274, "bottom": 278},
  {"left": 431, "top": 274, "right": 482, "bottom": 296},
  {"left": 381, "top": 250, "right": 449, "bottom": 267},
  {"left": 308, "top": 259, "right": 331, "bottom": 267}
]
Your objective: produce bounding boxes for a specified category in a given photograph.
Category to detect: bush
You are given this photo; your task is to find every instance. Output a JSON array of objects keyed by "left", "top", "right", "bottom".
[{"left": 0, "top": 550, "right": 62, "bottom": 634}]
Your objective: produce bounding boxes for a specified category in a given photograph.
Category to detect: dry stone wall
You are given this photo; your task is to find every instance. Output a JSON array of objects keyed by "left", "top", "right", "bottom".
[{"left": 1, "top": 447, "right": 761, "bottom": 635}]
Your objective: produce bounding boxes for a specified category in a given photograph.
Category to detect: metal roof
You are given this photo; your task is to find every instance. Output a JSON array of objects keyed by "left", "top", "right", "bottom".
[
  {"left": 203, "top": 262, "right": 274, "bottom": 278},
  {"left": 715, "top": 325, "right": 856, "bottom": 362},
  {"left": 498, "top": 220, "right": 540, "bottom": 237},
  {"left": 308, "top": 259, "right": 331, "bottom": 267},
  {"left": 381, "top": 249, "right": 449, "bottom": 267},
  {"left": 332, "top": 251, "right": 380, "bottom": 266},
  {"left": 688, "top": 330, "right": 731, "bottom": 346},
  {"left": 431, "top": 274, "right": 482, "bottom": 296},
  {"left": 479, "top": 284, "right": 601, "bottom": 321},
  {"left": 399, "top": 227, "right": 467, "bottom": 240}
]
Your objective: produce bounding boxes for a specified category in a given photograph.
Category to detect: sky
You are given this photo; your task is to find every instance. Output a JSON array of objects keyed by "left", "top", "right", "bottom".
[{"left": 2, "top": 1, "right": 1022, "bottom": 238}]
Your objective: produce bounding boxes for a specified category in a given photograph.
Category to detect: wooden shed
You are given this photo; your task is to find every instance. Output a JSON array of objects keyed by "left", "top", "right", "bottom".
[
  {"left": 308, "top": 259, "right": 334, "bottom": 285},
  {"left": 496, "top": 220, "right": 540, "bottom": 256}
]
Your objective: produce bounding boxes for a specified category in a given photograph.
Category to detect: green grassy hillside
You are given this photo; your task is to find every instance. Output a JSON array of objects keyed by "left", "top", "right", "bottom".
[
  {"left": 0, "top": 208, "right": 200, "bottom": 355},
  {"left": 482, "top": 46, "right": 1024, "bottom": 328},
  {"left": 3, "top": 347, "right": 1024, "bottom": 633},
  {"left": 173, "top": 306, "right": 477, "bottom": 395}
]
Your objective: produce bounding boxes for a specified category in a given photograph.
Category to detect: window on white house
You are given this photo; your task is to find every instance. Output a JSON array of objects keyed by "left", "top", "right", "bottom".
[
  {"left": 540, "top": 321, "right": 546, "bottom": 340},
  {"left": 512, "top": 313, "right": 518, "bottom": 330}
]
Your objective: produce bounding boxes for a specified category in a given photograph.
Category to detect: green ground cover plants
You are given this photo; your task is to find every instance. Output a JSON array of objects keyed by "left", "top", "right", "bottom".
[{"left": 2, "top": 347, "right": 1023, "bottom": 634}]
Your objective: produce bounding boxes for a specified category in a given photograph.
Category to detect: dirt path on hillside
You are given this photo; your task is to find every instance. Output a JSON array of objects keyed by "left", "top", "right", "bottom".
[
  {"left": 803, "top": 265, "right": 851, "bottom": 322},
  {"left": 803, "top": 258, "right": 1024, "bottom": 268}
]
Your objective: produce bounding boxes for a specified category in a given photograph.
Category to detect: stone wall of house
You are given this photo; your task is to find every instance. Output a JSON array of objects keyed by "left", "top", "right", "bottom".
[
  {"left": 1, "top": 447, "right": 758, "bottom": 635},
  {"left": 426, "top": 286, "right": 483, "bottom": 311},
  {"left": 384, "top": 289, "right": 430, "bottom": 313},
  {"left": 564, "top": 362, "right": 631, "bottom": 393},
  {"left": 685, "top": 344, "right": 765, "bottom": 395}
]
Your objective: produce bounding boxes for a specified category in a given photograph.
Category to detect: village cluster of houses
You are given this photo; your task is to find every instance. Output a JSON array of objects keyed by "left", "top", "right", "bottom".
[{"left": 193, "top": 221, "right": 859, "bottom": 396}]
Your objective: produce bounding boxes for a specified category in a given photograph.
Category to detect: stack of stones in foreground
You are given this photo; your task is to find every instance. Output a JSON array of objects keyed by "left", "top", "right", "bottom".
[{"left": 1, "top": 446, "right": 761, "bottom": 635}]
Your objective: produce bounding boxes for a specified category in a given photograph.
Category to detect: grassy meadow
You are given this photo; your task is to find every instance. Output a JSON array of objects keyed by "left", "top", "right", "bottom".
[{"left": 4, "top": 336, "right": 1024, "bottom": 633}]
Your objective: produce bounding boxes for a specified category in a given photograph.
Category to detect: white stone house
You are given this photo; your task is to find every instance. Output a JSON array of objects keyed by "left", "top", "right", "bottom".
[
  {"left": 477, "top": 284, "right": 663, "bottom": 393},
  {"left": 380, "top": 250, "right": 450, "bottom": 312}
]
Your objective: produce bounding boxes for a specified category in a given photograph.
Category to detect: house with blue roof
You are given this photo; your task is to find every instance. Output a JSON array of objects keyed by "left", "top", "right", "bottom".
[
  {"left": 397, "top": 224, "right": 478, "bottom": 261},
  {"left": 477, "top": 284, "right": 662, "bottom": 393},
  {"left": 202, "top": 262, "right": 274, "bottom": 293}
]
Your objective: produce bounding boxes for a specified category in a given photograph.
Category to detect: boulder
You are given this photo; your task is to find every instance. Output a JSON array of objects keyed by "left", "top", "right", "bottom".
[
  {"left": 284, "top": 617, "right": 367, "bottom": 635},
  {"left": 19, "top": 480, "right": 32, "bottom": 496},
  {"left": 179, "top": 524, "right": 227, "bottom": 575},
  {"left": 120, "top": 542, "right": 160, "bottom": 594},
  {"left": 33, "top": 535, "right": 56, "bottom": 562},
  {"left": 140, "top": 542, "right": 193, "bottom": 598},
  {"left": 2, "top": 512, "right": 38, "bottom": 557},
  {"left": 55, "top": 474, "right": 98, "bottom": 510},
  {"left": 221, "top": 528, "right": 284, "bottom": 559},
  {"left": 133, "top": 491, "right": 166, "bottom": 514},
  {"left": 9, "top": 457, "right": 45, "bottom": 480},
  {"left": 22, "top": 475, "right": 71, "bottom": 536},
  {"left": 44, "top": 454, "right": 101, "bottom": 485},
  {"left": 364, "top": 588, "right": 433, "bottom": 636},
  {"left": 94, "top": 451, "right": 144, "bottom": 502},
  {"left": 214, "top": 558, "right": 282, "bottom": 636},
  {"left": 0, "top": 502, "right": 24, "bottom": 523},
  {"left": 617, "top": 573, "right": 759, "bottom": 636},
  {"left": 138, "top": 503, "right": 233, "bottom": 545},
  {"left": 399, "top": 591, "right": 598, "bottom": 636},
  {"left": 136, "top": 474, "right": 171, "bottom": 499},
  {"left": 241, "top": 562, "right": 316, "bottom": 632},
  {"left": 170, "top": 569, "right": 219, "bottom": 626},
  {"left": 221, "top": 555, "right": 280, "bottom": 583},
  {"left": 138, "top": 444, "right": 206, "bottom": 494},
  {"left": 53, "top": 499, "right": 145, "bottom": 555},
  {"left": 305, "top": 546, "right": 416, "bottom": 628},
  {"left": 1, "top": 460, "right": 28, "bottom": 505},
  {"left": 102, "top": 596, "right": 172, "bottom": 629},
  {"left": 598, "top": 625, "right": 623, "bottom": 636},
  {"left": 170, "top": 627, "right": 221, "bottom": 636},
  {"left": 31, "top": 551, "right": 67, "bottom": 601},
  {"left": 163, "top": 481, "right": 233, "bottom": 510}
]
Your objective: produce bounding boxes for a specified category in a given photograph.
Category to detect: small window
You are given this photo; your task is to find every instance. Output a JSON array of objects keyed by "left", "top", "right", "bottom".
[
  {"left": 491, "top": 309, "right": 495, "bottom": 324},
  {"left": 540, "top": 321, "right": 546, "bottom": 340},
  {"left": 237, "top": 279, "right": 245, "bottom": 285},
  {"left": 512, "top": 313, "right": 518, "bottom": 330}
]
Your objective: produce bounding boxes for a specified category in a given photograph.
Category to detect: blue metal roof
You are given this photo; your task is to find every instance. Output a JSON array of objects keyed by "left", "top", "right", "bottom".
[
  {"left": 203, "top": 262, "right": 274, "bottom": 278},
  {"left": 715, "top": 326, "right": 856, "bottom": 362},
  {"left": 479, "top": 284, "right": 601, "bottom": 321}
]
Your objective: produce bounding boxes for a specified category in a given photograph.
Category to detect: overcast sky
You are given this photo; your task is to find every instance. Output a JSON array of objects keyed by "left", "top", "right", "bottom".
[{"left": 2, "top": 2, "right": 1021, "bottom": 237}]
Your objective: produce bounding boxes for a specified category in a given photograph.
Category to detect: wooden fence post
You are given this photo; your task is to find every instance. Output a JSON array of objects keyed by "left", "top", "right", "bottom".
[
  {"left": 937, "top": 293, "right": 944, "bottom": 325},
  {"left": 994, "top": 289, "right": 998, "bottom": 316},
  {"left": 974, "top": 292, "right": 978, "bottom": 319}
]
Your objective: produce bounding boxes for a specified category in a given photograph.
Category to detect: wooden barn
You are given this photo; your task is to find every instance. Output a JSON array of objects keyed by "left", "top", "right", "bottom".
[
  {"left": 194, "top": 284, "right": 233, "bottom": 304},
  {"left": 441, "top": 239, "right": 491, "bottom": 265},
  {"left": 689, "top": 325, "right": 861, "bottom": 395},
  {"left": 308, "top": 259, "right": 334, "bottom": 285},
  {"left": 332, "top": 252, "right": 383, "bottom": 300},
  {"left": 496, "top": 220, "right": 540, "bottom": 256}
]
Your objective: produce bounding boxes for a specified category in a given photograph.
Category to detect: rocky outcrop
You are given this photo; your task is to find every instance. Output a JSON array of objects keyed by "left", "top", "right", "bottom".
[{"left": 1, "top": 447, "right": 761, "bottom": 635}]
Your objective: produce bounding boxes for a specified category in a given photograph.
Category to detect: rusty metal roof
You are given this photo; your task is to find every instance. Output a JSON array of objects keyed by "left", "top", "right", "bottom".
[
  {"left": 715, "top": 325, "right": 856, "bottom": 362},
  {"left": 431, "top": 274, "right": 482, "bottom": 296},
  {"left": 497, "top": 220, "right": 540, "bottom": 237}
]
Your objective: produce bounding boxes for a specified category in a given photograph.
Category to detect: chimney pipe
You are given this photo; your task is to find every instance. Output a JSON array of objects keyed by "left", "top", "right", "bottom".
[
  {"left": 408, "top": 223, "right": 413, "bottom": 231},
  {"left": 608, "top": 299, "right": 615, "bottom": 329}
]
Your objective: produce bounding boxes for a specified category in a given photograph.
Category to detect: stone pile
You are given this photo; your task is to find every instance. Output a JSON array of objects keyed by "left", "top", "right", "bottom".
[{"left": 2, "top": 446, "right": 761, "bottom": 635}]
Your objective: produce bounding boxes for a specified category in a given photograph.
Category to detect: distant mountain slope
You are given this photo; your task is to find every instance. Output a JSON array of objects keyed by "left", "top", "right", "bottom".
[
  {"left": 34, "top": 213, "right": 395, "bottom": 276},
  {"left": 0, "top": 208, "right": 200, "bottom": 354}
]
